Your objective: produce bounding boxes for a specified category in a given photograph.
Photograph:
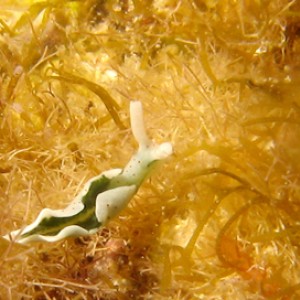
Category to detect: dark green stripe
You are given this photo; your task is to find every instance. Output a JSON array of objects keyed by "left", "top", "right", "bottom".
[{"left": 21, "top": 175, "right": 110, "bottom": 238}]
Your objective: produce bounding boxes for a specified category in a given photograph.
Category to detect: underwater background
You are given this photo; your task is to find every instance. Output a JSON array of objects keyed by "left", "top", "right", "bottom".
[{"left": 0, "top": 0, "right": 300, "bottom": 299}]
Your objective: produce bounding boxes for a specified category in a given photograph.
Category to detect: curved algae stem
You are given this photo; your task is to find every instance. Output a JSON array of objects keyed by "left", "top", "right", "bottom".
[
  {"left": 186, "top": 143, "right": 271, "bottom": 198},
  {"left": 184, "top": 168, "right": 263, "bottom": 196},
  {"left": 178, "top": 167, "right": 262, "bottom": 264},
  {"left": 200, "top": 144, "right": 254, "bottom": 173},
  {"left": 215, "top": 202, "right": 252, "bottom": 269},
  {"left": 182, "top": 187, "right": 245, "bottom": 262},
  {"left": 179, "top": 143, "right": 257, "bottom": 182},
  {"left": 215, "top": 197, "right": 267, "bottom": 269},
  {"left": 183, "top": 195, "right": 222, "bottom": 259},
  {"left": 48, "top": 71, "right": 126, "bottom": 129}
]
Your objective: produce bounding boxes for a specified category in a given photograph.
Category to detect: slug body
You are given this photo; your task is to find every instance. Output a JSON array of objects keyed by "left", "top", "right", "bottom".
[{"left": 4, "top": 101, "right": 172, "bottom": 244}]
